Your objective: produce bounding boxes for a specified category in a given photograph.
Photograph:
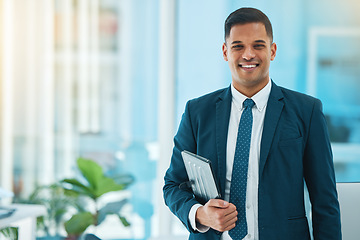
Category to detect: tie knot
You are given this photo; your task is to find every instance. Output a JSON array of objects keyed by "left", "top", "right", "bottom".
[{"left": 243, "top": 98, "right": 255, "bottom": 109}]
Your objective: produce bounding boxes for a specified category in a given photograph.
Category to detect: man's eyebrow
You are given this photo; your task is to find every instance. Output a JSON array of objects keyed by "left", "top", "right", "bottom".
[{"left": 231, "top": 40, "right": 267, "bottom": 45}]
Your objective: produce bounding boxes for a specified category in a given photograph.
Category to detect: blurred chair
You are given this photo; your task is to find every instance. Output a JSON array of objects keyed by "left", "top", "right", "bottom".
[{"left": 336, "top": 182, "right": 360, "bottom": 240}]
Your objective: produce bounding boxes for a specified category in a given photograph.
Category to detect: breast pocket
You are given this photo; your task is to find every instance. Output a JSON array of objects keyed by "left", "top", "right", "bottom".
[
  {"left": 277, "top": 136, "right": 304, "bottom": 173},
  {"left": 279, "top": 136, "right": 303, "bottom": 147}
]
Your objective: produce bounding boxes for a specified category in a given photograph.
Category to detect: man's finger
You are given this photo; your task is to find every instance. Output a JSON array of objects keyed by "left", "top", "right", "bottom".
[{"left": 207, "top": 199, "right": 230, "bottom": 208}]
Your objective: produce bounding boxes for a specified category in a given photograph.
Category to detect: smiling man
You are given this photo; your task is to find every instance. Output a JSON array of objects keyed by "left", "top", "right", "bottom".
[
  {"left": 163, "top": 7, "right": 341, "bottom": 240},
  {"left": 222, "top": 22, "right": 276, "bottom": 97}
]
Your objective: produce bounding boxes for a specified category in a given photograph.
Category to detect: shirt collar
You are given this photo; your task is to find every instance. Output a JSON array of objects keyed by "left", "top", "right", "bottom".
[{"left": 231, "top": 79, "right": 272, "bottom": 112}]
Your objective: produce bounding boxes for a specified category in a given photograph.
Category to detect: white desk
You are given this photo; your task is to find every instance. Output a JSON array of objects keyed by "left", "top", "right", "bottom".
[
  {"left": 337, "top": 182, "right": 360, "bottom": 240},
  {"left": 0, "top": 204, "right": 46, "bottom": 240}
]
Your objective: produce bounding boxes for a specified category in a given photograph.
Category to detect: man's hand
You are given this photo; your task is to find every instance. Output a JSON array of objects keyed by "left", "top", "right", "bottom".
[{"left": 195, "top": 199, "right": 238, "bottom": 232}]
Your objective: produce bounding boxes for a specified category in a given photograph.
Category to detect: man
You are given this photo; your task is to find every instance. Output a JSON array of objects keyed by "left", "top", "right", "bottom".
[{"left": 163, "top": 7, "right": 341, "bottom": 240}]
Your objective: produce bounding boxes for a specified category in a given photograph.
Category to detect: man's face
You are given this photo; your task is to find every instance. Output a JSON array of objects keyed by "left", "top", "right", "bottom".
[{"left": 222, "top": 22, "right": 277, "bottom": 96}]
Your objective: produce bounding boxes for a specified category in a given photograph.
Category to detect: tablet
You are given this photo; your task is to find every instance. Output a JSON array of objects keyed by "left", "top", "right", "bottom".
[{"left": 181, "top": 150, "right": 221, "bottom": 203}]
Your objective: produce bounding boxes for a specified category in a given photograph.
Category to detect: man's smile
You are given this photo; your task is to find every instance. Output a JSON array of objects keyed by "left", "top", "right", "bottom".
[{"left": 239, "top": 63, "right": 259, "bottom": 70}]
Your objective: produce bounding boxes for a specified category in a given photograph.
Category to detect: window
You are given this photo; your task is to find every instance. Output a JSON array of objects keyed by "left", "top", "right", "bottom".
[
  {"left": 0, "top": 0, "right": 163, "bottom": 239},
  {"left": 306, "top": 27, "right": 360, "bottom": 182}
]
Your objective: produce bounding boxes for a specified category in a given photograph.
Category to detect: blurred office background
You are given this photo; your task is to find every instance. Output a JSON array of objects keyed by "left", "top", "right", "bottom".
[{"left": 0, "top": 0, "right": 359, "bottom": 239}]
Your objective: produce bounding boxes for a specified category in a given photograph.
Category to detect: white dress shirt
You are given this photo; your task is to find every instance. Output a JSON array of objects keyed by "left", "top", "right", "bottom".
[{"left": 189, "top": 80, "right": 271, "bottom": 240}]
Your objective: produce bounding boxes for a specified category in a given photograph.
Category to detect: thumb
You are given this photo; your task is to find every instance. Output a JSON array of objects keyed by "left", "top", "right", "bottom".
[{"left": 207, "top": 199, "right": 229, "bottom": 208}]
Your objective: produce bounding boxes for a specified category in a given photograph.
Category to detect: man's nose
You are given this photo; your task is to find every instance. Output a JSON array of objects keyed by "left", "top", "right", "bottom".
[{"left": 242, "top": 47, "right": 255, "bottom": 60}]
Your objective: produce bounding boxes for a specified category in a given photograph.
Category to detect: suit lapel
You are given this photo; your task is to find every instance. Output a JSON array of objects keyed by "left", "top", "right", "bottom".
[
  {"left": 259, "top": 82, "right": 284, "bottom": 179},
  {"left": 215, "top": 86, "right": 232, "bottom": 197}
]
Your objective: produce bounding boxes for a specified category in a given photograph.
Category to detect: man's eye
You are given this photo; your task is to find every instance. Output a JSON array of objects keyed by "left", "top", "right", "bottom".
[
  {"left": 254, "top": 44, "right": 265, "bottom": 49},
  {"left": 232, "top": 45, "right": 243, "bottom": 49}
]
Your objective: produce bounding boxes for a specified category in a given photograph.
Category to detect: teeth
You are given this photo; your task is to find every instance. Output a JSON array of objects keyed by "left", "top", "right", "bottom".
[{"left": 242, "top": 65, "right": 257, "bottom": 68}]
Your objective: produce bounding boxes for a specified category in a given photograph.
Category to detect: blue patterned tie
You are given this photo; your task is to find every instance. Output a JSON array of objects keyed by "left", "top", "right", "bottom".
[{"left": 229, "top": 98, "right": 255, "bottom": 240}]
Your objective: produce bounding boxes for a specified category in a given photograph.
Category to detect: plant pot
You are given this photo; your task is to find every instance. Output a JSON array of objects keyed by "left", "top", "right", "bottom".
[{"left": 37, "top": 235, "right": 65, "bottom": 240}]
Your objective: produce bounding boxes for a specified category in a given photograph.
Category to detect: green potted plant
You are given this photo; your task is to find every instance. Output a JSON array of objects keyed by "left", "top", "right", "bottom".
[
  {"left": 14, "top": 183, "right": 77, "bottom": 239},
  {"left": 61, "top": 158, "right": 133, "bottom": 239},
  {"left": 0, "top": 227, "right": 18, "bottom": 240}
]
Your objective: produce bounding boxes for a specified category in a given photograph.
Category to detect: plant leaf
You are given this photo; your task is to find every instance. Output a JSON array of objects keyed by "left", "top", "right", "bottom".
[
  {"left": 64, "top": 211, "right": 94, "bottom": 235},
  {"left": 97, "top": 199, "right": 128, "bottom": 224},
  {"left": 118, "top": 215, "right": 130, "bottom": 227},
  {"left": 112, "top": 174, "right": 135, "bottom": 187},
  {"left": 94, "top": 177, "right": 125, "bottom": 198},
  {"left": 77, "top": 158, "right": 103, "bottom": 191},
  {"left": 62, "top": 178, "right": 96, "bottom": 198},
  {"left": 64, "top": 158, "right": 132, "bottom": 200},
  {"left": 0, "top": 227, "right": 19, "bottom": 239},
  {"left": 62, "top": 178, "right": 88, "bottom": 189}
]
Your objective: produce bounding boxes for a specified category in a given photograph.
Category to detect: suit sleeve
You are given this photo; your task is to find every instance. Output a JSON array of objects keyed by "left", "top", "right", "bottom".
[
  {"left": 303, "top": 99, "right": 342, "bottom": 240},
  {"left": 163, "top": 100, "right": 200, "bottom": 233}
]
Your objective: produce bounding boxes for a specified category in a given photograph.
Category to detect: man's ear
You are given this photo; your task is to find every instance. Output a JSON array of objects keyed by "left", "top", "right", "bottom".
[
  {"left": 270, "top": 42, "right": 277, "bottom": 61},
  {"left": 222, "top": 43, "right": 228, "bottom": 61}
]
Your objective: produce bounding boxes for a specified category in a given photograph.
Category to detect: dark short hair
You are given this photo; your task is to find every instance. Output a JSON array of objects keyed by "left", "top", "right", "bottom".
[{"left": 224, "top": 7, "right": 273, "bottom": 42}]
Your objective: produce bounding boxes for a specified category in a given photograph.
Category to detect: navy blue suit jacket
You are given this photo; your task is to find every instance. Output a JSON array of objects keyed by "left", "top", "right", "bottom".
[{"left": 163, "top": 82, "right": 341, "bottom": 240}]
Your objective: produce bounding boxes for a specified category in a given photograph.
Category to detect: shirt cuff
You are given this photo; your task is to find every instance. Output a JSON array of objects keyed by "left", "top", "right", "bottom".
[{"left": 189, "top": 203, "right": 210, "bottom": 233}]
